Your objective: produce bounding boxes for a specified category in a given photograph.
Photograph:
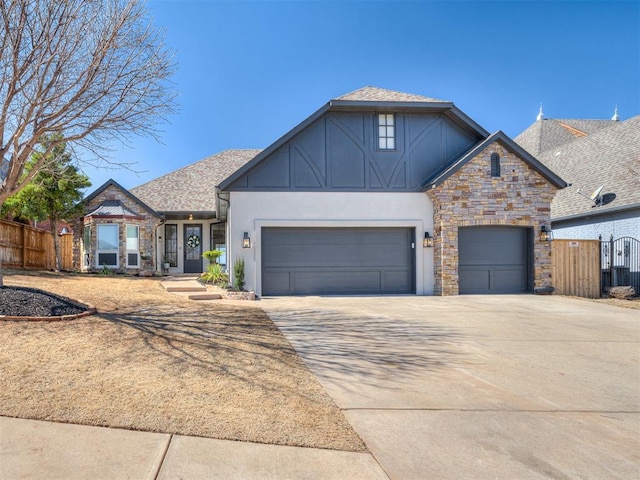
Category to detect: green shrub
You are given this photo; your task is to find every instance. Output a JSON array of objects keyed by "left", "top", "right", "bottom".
[
  {"left": 200, "top": 263, "right": 228, "bottom": 286},
  {"left": 202, "top": 250, "right": 223, "bottom": 264},
  {"left": 233, "top": 257, "right": 245, "bottom": 291}
]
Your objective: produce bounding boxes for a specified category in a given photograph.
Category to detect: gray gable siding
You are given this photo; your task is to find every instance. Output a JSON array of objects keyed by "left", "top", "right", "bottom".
[{"left": 226, "top": 111, "right": 481, "bottom": 192}]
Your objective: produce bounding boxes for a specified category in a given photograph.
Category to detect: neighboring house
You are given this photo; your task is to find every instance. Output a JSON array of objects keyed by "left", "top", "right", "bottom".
[
  {"left": 219, "top": 86, "right": 566, "bottom": 296},
  {"left": 76, "top": 86, "right": 568, "bottom": 296},
  {"left": 74, "top": 179, "right": 161, "bottom": 272},
  {"left": 515, "top": 112, "right": 640, "bottom": 240}
]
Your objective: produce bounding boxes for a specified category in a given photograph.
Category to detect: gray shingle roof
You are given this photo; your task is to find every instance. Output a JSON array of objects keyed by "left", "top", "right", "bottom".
[
  {"left": 334, "top": 86, "right": 449, "bottom": 104},
  {"left": 86, "top": 200, "right": 140, "bottom": 218},
  {"left": 532, "top": 116, "right": 640, "bottom": 219},
  {"left": 131, "top": 149, "right": 261, "bottom": 213},
  {"left": 514, "top": 118, "right": 615, "bottom": 156}
]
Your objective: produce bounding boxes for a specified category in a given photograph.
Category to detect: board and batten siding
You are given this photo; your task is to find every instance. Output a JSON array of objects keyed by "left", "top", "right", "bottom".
[
  {"left": 226, "top": 191, "right": 434, "bottom": 296},
  {"left": 226, "top": 112, "right": 481, "bottom": 192}
]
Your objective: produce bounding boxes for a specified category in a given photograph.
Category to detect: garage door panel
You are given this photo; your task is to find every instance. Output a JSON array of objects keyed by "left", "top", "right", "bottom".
[
  {"left": 262, "top": 227, "right": 414, "bottom": 296},
  {"left": 458, "top": 226, "right": 530, "bottom": 294}
]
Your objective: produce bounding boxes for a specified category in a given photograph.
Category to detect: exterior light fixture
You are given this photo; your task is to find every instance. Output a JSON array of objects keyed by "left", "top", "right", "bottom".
[
  {"left": 188, "top": 214, "right": 193, "bottom": 220},
  {"left": 242, "top": 232, "right": 251, "bottom": 249},
  {"left": 540, "top": 225, "right": 553, "bottom": 242},
  {"left": 423, "top": 232, "right": 434, "bottom": 248}
]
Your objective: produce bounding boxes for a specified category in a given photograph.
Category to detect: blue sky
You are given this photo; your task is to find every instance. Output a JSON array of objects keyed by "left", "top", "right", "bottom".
[{"left": 83, "top": 0, "right": 640, "bottom": 191}]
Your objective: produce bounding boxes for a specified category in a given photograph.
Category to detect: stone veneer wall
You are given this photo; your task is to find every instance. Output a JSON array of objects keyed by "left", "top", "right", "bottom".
[
  {"left": 72, "top": 184, "right": 161, "bottom": 272},
  {"left": 426, "top": 142, "right": 558, "bottom": 295}
]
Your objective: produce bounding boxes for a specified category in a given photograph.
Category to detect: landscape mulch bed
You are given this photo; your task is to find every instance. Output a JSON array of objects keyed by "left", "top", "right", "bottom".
[
  {"left": 0, "top": 286, "right": 90, "bottom": 317},
  {"left": 0, "top": 271, "right": 365, "bottom": 452}
]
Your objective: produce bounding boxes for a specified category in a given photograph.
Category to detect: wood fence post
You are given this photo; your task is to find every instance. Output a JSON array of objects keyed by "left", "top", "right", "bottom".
[{"left": 22, "top": 224, "right": 27, "bottom": 268}]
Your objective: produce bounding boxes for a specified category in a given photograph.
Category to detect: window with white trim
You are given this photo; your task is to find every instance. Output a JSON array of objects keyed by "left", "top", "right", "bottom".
[
  {"left": 97, "top": 224, "right": 119, "bottom": 268},
  {"left": 126, "top": 225, "right": 139, "bottom": 267},
  {"left": 378, "top": 113, "right": 395, "bottom": 150}
]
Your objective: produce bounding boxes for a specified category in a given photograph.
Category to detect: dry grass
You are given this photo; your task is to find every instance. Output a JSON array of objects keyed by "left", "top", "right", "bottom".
[
  {"left": 0, "top": 271, "right": 365, "bottom": 452},
  {"left": 565, "top": 295, "right": 640, "bottom": 310}
]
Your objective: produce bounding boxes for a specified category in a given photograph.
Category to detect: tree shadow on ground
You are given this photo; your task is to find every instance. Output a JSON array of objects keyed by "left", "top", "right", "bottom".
[{"left": 264, "top": 305, "right": 467, "bottom": 388}]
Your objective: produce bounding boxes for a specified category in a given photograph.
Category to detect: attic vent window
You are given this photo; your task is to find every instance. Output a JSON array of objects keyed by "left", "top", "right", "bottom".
[
  {"left": 378, "top": 113, "right": 395, "bottom": 150},
  {"left": 490, "top": 153, "right": 501, "bottom": 177}
]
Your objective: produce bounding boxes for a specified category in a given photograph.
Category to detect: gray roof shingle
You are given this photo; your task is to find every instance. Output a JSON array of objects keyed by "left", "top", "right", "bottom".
[
  {"left": 515, "top": 118, "right": 615, "bottom": 156},
  {"left": 334, "top": 86, "right": 449, "bottom": 104},
  {"left": 131, "top": 149, "right": 261, "bottom": 213},
  {"left": 532, "top": 116, "right": 640, "bottom": 219},
  {"left": 86, "top": 200, "right": 140, "bottom": 218}
]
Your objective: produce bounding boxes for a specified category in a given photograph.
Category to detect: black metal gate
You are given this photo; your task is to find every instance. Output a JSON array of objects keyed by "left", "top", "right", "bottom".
[{"left": 600, "top": 235, "right": 640, "bottom": 295}]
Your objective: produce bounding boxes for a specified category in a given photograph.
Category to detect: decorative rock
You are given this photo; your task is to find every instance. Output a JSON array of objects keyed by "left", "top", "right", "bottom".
[{"left": 608, "top": 286, "right": 636, "bottom": 299}]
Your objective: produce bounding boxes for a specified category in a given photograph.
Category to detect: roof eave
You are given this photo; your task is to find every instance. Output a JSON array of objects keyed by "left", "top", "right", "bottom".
[{"left": 552, "top": 202, "right": 640, "bottom": 224}]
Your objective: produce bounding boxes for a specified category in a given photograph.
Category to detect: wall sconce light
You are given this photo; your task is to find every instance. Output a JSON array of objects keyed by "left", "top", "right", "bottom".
[
  {"left": 158, "top": 236, "right": 162, "bottom": 242},
  {"left": 242, "top": 232, "right": 251, "bottom": 249},
  {"left": 188, "top": 214, "right": 193, "bottom": 220},
  {"left": 423, "top": 232, "right": 434, "bottom": 248},
  {"left": 540, "top": 225, "right": 554, "bottom": 242}
]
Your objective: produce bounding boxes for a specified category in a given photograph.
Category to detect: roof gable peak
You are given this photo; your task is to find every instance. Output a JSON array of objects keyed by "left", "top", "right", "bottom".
[{"left": 333, "top": 86, "right": 449, "bottom": 104}]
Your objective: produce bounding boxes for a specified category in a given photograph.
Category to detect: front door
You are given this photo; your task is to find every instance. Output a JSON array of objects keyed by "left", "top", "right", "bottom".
[{"left": 184, "top": 224, "right": 203, "bottom": 273}]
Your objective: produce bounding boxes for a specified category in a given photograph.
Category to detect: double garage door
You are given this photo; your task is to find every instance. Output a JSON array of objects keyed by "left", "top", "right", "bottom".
[
  {"left": 262, "top": 227, "right": 415, "bottom": 296},
  {"left": 458, "top": 226, "right": 531, "bottom": 294}
]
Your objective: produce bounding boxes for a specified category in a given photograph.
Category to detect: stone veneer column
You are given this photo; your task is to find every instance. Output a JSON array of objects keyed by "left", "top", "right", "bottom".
[{"left": 426, "top": 142, "right": 558, "bottom": 295}]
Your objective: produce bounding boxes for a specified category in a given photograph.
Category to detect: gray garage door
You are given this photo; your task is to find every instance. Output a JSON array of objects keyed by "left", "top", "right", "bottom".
[
  {"left": 458, "top": 226, "right": 531, "bottom": 294},
  {"left": 262, "top": 227, "right": 414, "bottom": 295}
]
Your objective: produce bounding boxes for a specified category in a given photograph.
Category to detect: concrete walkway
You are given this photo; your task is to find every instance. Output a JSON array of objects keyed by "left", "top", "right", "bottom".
[
  {"left": 0, "top": 416, "right": 387, "bottom": 479},
  {"left": 261, "top": 295, "right": 640, "bottom": 479}
]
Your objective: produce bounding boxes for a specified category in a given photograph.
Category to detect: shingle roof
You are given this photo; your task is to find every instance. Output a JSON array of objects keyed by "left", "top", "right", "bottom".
[
  {"left": 86, "top": 200, "right": 141, "bottom": 218},
  {"left": 131, "top": 149, "right": 261, "bottom": 213},
  {"left": 515, "top": 118, "right": 615, "bottom": 156},
  {"left": 334, "top": 86, "right": 449, "bottom": 104},
  {"left": 533, "top": 115, "right": 640, "bottom": 219}
]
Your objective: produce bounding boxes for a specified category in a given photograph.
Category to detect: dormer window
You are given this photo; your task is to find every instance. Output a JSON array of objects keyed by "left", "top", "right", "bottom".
[
  {"left": 378, "top": 113, "right": 395, "bottom": 150},
  {"left": 490, "top": 153, "right": 501, "bottom": 177}
]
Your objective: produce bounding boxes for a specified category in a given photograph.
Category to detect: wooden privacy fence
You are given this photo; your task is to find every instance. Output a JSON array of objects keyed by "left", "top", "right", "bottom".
[
  {"left": 0, "top": 219, "right": 73, "bottom": 270},
  {"left": 552, "top": 239, "right": 601, "bottom": 298}
]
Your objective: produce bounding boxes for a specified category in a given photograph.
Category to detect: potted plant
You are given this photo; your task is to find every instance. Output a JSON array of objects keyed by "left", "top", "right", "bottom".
[{"left": 162, "top": 255, "right": 171, "bottom": 271}]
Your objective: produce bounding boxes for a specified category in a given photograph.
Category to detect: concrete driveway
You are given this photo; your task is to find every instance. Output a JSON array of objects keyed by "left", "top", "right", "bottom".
[{"left": 261, "top": 295, "right": 640, "bottom": 479}]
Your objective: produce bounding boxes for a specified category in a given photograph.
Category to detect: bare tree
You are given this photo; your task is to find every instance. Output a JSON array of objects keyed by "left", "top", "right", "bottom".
[{"left": 0, "top": 0, "right": 176, "bottom": 285}]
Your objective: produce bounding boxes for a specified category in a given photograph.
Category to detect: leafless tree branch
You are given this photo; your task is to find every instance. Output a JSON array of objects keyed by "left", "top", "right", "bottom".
[{"left": 0, "top": 0, "right": 177, "bottom": 205}]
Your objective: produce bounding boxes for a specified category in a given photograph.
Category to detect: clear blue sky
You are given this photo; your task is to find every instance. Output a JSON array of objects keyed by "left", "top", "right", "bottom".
[{"left": 83, "top": 0, "right": 640, "bottom": 191}]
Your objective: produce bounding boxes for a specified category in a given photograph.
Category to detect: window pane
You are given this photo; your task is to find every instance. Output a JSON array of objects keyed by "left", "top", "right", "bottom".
[
  {"left": 165, "top": 224, "right": 178, "bottom": 267},
  {"left": 126, "top": 225, "right": 139, "bottom": 250},
  {"left": 379, "top": 138, "right": 387, "bottom": 149},
  {"left": 98, "top": 253, "right": 117, "bottom": 266},
  {"left": 385, "top": 114, "right": 394, "bottom": 126},
  {"left": 127, "top": 253, "right": 139, "bottom": 266},
  {"left": 387, "top": 138, "right": 395, "bottom": 149},
  {"left": 379, "top": 126, "right": 387, "bottom": 138},
  {"left": 378, "top": 113, "right": 386, "bottom": 126},
  {"left": 98, "top": 225, "right": 118, "bottom": 249}
]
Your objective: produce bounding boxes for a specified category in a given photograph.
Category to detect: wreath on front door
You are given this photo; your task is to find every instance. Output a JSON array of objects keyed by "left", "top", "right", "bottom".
[{"left": 187, "top": 234, "right": 200, "bottom": 249}]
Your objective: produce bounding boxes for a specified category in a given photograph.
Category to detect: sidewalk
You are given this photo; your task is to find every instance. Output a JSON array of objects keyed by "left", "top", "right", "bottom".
[{"left": 0, "top": 416, "right": 388, "bottom": 479}]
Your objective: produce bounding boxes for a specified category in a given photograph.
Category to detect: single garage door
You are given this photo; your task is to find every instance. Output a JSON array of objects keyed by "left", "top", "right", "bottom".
[
  {"left": 262, "top": 227, "right": 414, "bottom": 295},
  {"left": 458, "top": 226, "right": 531, "bottom": 294}
]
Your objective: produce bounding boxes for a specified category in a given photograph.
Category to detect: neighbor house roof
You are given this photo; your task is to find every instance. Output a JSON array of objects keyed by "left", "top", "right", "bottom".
[
  {"left": 514, "top": 118, "right": 615, "bottom": 156},
  {"left": 529, "top": 115, "right": 640, "bottom": 220},
  {"left": 423, "top": 131, "right": 568, "bottom": 190},
  {"left": 219, "top": 86, "right": 489, "bottom": 190},
  {"left": 131, "top": 149, "right": 261, "bottom": 214}
]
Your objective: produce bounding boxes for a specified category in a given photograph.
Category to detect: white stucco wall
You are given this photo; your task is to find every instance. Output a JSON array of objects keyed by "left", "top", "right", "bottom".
[{"left": 227, "top": 191, "right": 435, "bottom": 296}]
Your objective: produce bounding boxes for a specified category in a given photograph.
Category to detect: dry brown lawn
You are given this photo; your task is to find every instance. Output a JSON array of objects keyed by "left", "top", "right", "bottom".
[{"left": 0, "top": 271, "right": 365, "bottom": 452}]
